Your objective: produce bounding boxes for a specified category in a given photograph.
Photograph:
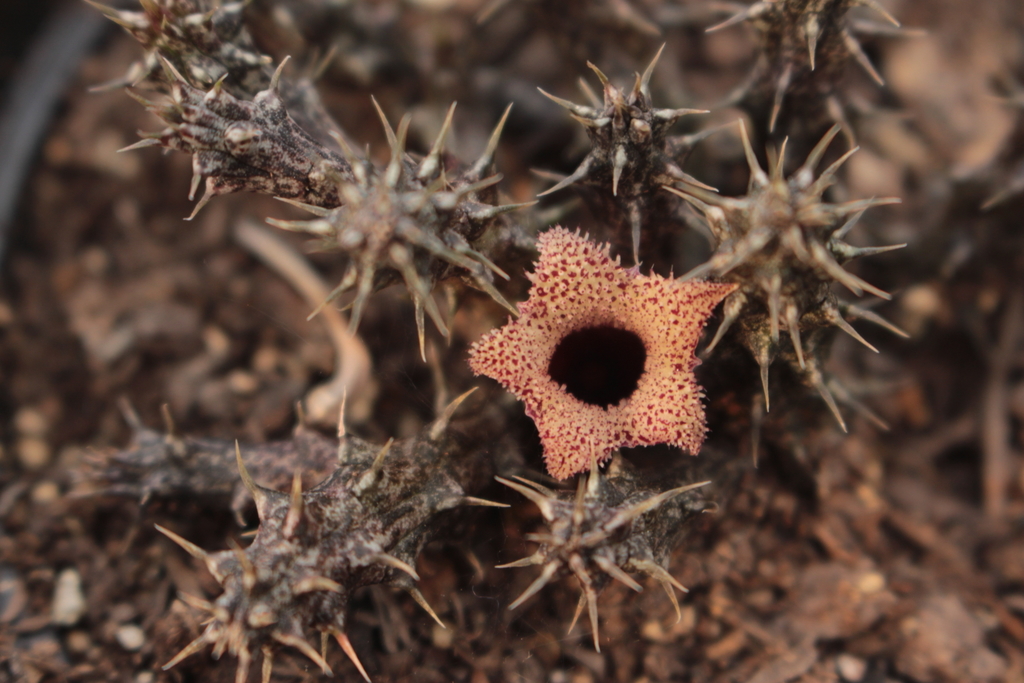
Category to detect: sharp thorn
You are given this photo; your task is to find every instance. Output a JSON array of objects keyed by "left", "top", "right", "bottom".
[
  {"left": 509, "top": 562, "right": 559, "bottom": 610},
  {"left": 334, "top": 631, "right": 370, "bottom": 683},
  {"left": 273, "top": 632, "right": 332, "bottom": 676},
  {"left": 737, "top": 119, "right": 768, "bottom": 187},
  {"left": 496, "top": 554, "right": 544, "bottom": 569},
  {"left": 118, "top": 137, "right": 161, "bottom": 153},
  {"left": 293, "top": 576, "right": 342, "bottom": 594},
  {"left": 495, "top": 476, "right": 555, "bottom": 521},
  {"left": 461, "top": 496, "right": 510, "bottom": 508},
  {"left": 640, "top": 43, "right": 667, "bottom": 96},
  {"left": 268, "top": 56, "right": 291, "bottom": 92},
  {"left": 154, "top": 524, "right": 209, "bottom": 562},
  {"left": 162, "top": 635, "right": 209, "bottom": 670},
  {"left": 593, "top": 556, "right": 642, "bottom": 592},
  {"left": 372, "top": 552, "right": 420, "bottom": 581},
  {"left": 407, "top": 586, "right": 446, "bottom": 628},
  {"left": 429, "top": 387, "right": 477, "bottom": 440},
  {"left": 567, "top": 592, "right": 587, "bottom": 635}
]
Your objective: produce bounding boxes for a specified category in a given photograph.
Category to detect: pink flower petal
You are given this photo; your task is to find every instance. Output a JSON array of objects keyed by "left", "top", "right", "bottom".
[{"left": 469, "top": 227, "right": 736, "bottom": 479}]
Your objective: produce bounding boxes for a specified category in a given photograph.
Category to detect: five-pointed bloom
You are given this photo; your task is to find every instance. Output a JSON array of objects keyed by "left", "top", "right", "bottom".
[{"left": 469, "top": 227, "right": 735, "bottom": 479}]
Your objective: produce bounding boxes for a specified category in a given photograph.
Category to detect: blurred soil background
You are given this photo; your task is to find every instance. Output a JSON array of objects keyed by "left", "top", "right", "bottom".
[{"left": 1, "top": 1, "right": 1024, "bottom": 682}]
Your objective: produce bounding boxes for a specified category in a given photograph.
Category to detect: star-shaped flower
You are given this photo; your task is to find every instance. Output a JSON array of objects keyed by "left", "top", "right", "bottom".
[{"left": 469, "top": 227, "right": 735, "bottom": 479}]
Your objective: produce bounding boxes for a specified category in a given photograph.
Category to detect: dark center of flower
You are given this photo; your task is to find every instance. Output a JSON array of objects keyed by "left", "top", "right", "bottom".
[{"left": 548, "top": 325, "right": 647, "bottom": 408}]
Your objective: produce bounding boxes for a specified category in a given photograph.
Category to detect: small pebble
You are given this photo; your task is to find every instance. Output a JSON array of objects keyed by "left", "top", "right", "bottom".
[
  {"left": 81, "top": 247, "right": 110, "bottom": 276},
  {"left": 134, "top": 672, "right": 155, "bottom": 683},
  {"left": 857, "top": 571, "right": 886, "bottom": 594},
  {"left": 899, "top": 284, "right": 942, "bottom": 336},
  {"left": 31, "top": 481, "right": 60, "bottom": 505},
  {"left": 252, "top": 346, "right": 281, "bottom": 374},
  {"left": 14, "top": 407, "right": 48, "bottom": 437},
  {"left": 641, "top": 619, "right": 667, "bottom": 642},
  {"left": 52, "top": 568, "right": 86, "bottom": 626},
  {"left": 836, "top": 653, "right": 867, "bottom": 681},
  {"left": 115, "top": 624, "right": 146, "bottom": 651},
  {"left": 431, "top": 622, "right": 453, "bottom": 648},
  {"left": 65, "top": 630, "right": 91, "bottom": 654},
  {"left": 17, "top": 438, "right": 52, "bottom": 471},
  {"left": 203, "top": 325, "right": 230, "bottom": 357},
  {"left": 228, "top": 369, "right": 260, "bottom": 396}
]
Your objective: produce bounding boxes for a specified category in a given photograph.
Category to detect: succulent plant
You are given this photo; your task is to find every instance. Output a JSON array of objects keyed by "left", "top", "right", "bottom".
[
  {"left": 667, "top": 122, "right": 906, "bottom": 428},
  {"left": 707, "top": 0, "right": 904, "bottom": 137},
  {"left": 497, "top": 456, "right": 710, "bottom": 651},
  {"left": 109, "top": 4, "right": 531, "bottom": 357},
  {"left": 88, "top": 0, "right": 342, "bottom": 144},
  {"left": 156, "top": 391, "right": 504, "bottom": 683},
  {"left": 124, "top": 57, "right": 349, "bottom": 217},
  {"left": 269, "top": 100, "right": 528, "bottom": 355},
  {"left": 79, "top": 401, "right": 338, "bottom": 525},
  {"left": 88, "top": 0, "right": 269, "bottom": 93},
  {"left": 536, "top": 45, "right": 710, "bottom": 265}
]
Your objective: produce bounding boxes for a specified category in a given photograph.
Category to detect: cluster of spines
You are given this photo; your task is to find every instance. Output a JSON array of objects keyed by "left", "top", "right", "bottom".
[
  {"left": 497, "top": 456, "right": 710, "bottom": 651},
  {"left": 667, "top": 121, "right": 906, "bottom": 428},
  {"left": 124, "top": 57, "right": 349, "bottom": 217},
  {"left": 537, "top": 45, "right": 711, "bottom": 265},
  {"left": 706, "top": 0, "right": 904, "bottom": 134},
  {"left": 270, "top": 99, "right": 530, "bottom": 357},
  {"left": 87, "top": 0, "right": 271, "bottom": 95},
  {"left": 102, "top": 0, "right": 531, "bottom": 359},
  {"left": 156, "top": 390, "right": 506, "bottom": 683}
]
